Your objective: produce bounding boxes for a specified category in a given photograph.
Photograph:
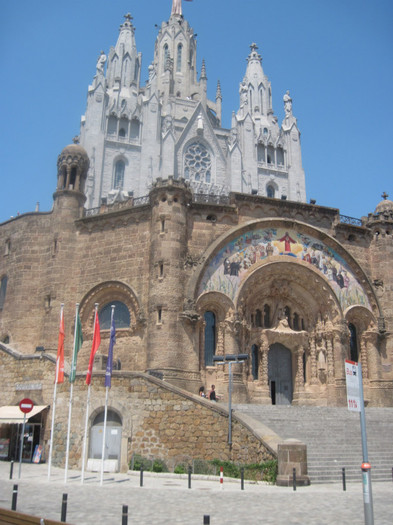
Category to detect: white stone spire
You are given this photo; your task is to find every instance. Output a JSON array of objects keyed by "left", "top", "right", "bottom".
[{"left": 240, "top": 43, "right": 272, "bottom": 118}]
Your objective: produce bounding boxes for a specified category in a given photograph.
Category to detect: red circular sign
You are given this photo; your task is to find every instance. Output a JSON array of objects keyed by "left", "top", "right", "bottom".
[{"left": 19, "top": 398, "right": 34, "bottom": 414}]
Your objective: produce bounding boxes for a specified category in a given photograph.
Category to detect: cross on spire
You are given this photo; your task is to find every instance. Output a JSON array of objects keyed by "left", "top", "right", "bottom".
[
  {"left": 124, "top": 13, "right": 133, "bottom": 23},
  {"left": 381, "top": 191, "right": 389, "bottom": 200}
]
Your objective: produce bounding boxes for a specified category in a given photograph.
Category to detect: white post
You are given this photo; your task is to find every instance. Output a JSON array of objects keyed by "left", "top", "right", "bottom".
[
  {"left": 81, "top": 384, "right": 91, "bottom": 484},
  {"left": 48, "top": 303, "right": 64, "bottom": 481},
  {"left": 18, "top": 414, "right": 27, "bottom": 479},
  {"left": 64, "top": 303, "right": 79, "bottom": 484},
  {"left": 100, "top": 305, "right": 115, "bottom": 486},
  {"left": 100, "top": 387, "right": 109, "bottom": 486}
]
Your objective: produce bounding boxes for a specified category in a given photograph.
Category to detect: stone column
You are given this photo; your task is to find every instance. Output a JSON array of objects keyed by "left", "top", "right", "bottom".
[
  {"left": 216, "top": 322, "right": 225, "bottom": 356},
  {"left": 326, "top": 335, "right": 335, "bottom": 384},
  {"left": 359, "top": 335, "right": 369, "bottom": 382},
  {"left": 260, "top": 336, "right": 269, "bottom": 387},
  {"left": 295, "top": 345, "right": 305, "bottom": 391},
  {"left": 363, "top": 331, "right": 380, "bottom": 381},
  {"left": 309, "top": 335, "right": 318, "bottom": 385}
]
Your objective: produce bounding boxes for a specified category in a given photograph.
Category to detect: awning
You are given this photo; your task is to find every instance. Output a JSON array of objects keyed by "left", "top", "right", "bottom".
[{"left": 0, "top": 405, "right": 49, "bottom": 424}]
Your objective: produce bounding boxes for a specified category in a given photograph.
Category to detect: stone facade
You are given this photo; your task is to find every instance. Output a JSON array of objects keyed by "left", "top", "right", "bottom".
[
  {"left": 0, "top": 345, "right": 274, "bottom": 471},
  {"left": 0, "top": 0, "right": 392, "bottom": 473}
]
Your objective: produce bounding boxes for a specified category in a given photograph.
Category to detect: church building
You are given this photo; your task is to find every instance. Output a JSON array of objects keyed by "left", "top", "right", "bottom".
[{"left": 0, "top": 0, "right": 392, "bottom": 470}]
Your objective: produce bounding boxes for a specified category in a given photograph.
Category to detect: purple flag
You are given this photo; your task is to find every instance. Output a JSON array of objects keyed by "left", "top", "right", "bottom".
[{"left": 105, "top": 315, "right": 116, "bottom": 388}]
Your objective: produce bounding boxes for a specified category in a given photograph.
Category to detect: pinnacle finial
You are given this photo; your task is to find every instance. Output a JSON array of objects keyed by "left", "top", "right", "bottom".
[
  {"left": 200, "top": 59, "right": 207, "bottom": 79},
  {"left": 216, "top": 80, "right": 222, "bottom": 99},
  {"left": 382, "top": 191, "right": 389, "bottom": 200}
]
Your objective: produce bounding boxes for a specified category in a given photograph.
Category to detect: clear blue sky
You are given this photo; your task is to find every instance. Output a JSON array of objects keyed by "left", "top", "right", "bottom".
[{"left": 1, "top": 0, "right": 392, "bottom": 223}]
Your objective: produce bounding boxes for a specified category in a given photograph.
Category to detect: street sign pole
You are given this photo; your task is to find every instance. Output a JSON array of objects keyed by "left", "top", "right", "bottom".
[
  {"left": 18, "top": 398, "right": 34, "bottom": 480},
  {"left": 358, "top": 362, "right": 374, "bottom": 525},
  {"left": 345, "top": 360, "right": 374, "bottom": 525},
  {"left": 18, "top": 413, "right": 26, "bottom": 479}
]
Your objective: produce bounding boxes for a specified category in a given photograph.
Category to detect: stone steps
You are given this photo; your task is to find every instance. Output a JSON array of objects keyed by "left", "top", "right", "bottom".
[{"left": 233, "top": 405, "right": 393, "bottom": 483}]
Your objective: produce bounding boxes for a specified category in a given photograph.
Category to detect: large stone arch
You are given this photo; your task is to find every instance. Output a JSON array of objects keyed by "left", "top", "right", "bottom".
[{"left": 187, "top": 218, "right": 382, "bottom": 321}]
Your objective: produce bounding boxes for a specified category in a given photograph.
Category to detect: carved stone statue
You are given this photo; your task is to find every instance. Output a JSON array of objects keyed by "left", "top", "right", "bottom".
[
  {"left": 283, "top": 90, "right": 292, "bottom": 116},
  {"left": 96, "top": 51, "right": 107, "bottom": 74},
  {"left": 239, "top": 81, "right": 248, "bottom": 107},
  {"left": 172, "top": 0, "right": 182, "bottom": 16}
]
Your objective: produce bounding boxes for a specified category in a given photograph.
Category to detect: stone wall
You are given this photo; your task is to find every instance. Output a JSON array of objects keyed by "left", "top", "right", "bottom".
[{"left": 0, "top": 344, "right": 275, "bottom": 472}]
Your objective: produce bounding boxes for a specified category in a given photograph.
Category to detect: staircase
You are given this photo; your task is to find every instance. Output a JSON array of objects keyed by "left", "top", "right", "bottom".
[{"left": 233, "top": 405, "right": 393, "bottom": 483}]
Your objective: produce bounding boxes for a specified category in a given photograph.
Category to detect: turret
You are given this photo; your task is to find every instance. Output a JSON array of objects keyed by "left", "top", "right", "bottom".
[{"left": 53, "top": 141, "right": 89, "bottom": 216}]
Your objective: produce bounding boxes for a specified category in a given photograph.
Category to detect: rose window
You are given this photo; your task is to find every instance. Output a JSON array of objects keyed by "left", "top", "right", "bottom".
[{"left": 184, "top": 143, "right": 211, "bottom": 183}]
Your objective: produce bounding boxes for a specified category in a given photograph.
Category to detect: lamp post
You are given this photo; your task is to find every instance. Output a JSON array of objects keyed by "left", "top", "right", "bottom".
[{"left": 213, "top": 354, "right": 248, "bottom": 446}]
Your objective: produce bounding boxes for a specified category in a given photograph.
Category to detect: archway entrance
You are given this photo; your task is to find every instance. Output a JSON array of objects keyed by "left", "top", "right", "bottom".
[
  {"left": 268, "top": 343, "right": 293, "bottom": 405},
  {"left": 89, "top": 410, "right": 122, "bottom": 466}
]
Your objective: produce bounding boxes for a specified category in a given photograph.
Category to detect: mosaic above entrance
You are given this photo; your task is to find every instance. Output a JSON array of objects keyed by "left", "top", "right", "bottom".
[{"left": 198, "top": 227, "right": 371, "bottom": 311}]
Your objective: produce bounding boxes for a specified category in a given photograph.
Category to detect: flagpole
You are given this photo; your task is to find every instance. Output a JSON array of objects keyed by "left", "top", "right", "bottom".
[
  {"left": 48, "top": 303, "right": 64, "bottom": 481},
  {"left": 100, "top": 305, "right": 115, "bottom": 486},
  {"left": 64, "top": 303, "right": 80, "bottom": 484},
  {"left": 81, "top": 383, "right": 91, "bottom": 484},
  {"left": 100, "top": 385, "right": 109, "bottom": 486},
  {"left": 81, "top": 303, "right": 100, "bottom": 484}
]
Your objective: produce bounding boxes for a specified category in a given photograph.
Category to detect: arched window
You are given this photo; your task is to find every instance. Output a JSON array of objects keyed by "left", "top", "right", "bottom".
[
  {"left": 130, "top": 119, "right": 140, "bottom": 139},
  {"left": 99, "top": 301, "right": 130, "bottom": 330},
  {"left": 114, "top": 160, "right": 125, "bottom": 189},
  {"left": 252, "top": 344, "right": 259, "bottom": 380},
  {"left": 293, "top": 312, "right": 299, "bottom": 331},
  {"left": 257, "top": 144, "right": 265, "bottom": 162},
  {"left": 0, "top": 276, "right": 8, "bottom": 310},
  {"left": 267, "top": 185, "right": 275, "bottom": 198},
  {"left": 204, "top": 311, "right": 216, "bottom": 366},
  {"left": 69, "top": 167, "right": 77, "bottom": 189},
  {"left": 267, "top": 146, "right": 275, "bottom": 164},
  {"left": 134, "top": 60, "right": 139, "bottom": 82},
  {"left": 119, "top": 118, "right": 128, "bottom": 138},
  {"left": 163, "top": 43, "right": 169, "bottom": 68},
  {"left": 177, "top": 43, "right": 183, "bottom": 72},
  {"left": 349, "top": 323, "right": 358, "bottom": 362},
  {"left": 277, "top": 147, "right": 284, "bottom": 166},
  {"left": 184, "top": 142, "right": 212, "bottom": 184},
  {"left": 255, "top": 309, "right": 262, "bottom": 327},
  {"left": 107, "top": 115, "right": 117, "bottom": 135},
  {"left": 264, "top": 304, "right": 271, "bottom": 328},
  {"left": 284, "top": 306, "right": 291, "bottom": 327}
]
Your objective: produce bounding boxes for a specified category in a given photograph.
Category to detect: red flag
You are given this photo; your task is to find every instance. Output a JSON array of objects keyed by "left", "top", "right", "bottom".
[
  {"left": 86, "top": 310, "right": 101, "bottom": 385},
  {"left": 56, "top": 307, "right": 65, "bottom": 384}
]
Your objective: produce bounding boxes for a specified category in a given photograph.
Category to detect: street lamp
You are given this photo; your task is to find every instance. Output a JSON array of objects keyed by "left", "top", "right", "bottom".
[{"left": 213, "top": 353, "right": 248, "bottom": 446}]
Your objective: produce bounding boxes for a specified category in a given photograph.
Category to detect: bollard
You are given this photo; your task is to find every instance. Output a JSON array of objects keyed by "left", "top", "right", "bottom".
[
  {"left": 40, "top": 520, "right": 45, "bottom": 525},
  {"left": 60, "top": 493, "right": 67, "bottom": 523},
  {"left": 140, "top": 465, "right": 143, "bottom": 487},
  {"left": 342, "top": 467, "right": 346, "bottom": 491},
  {"left": 188, "top": 465, "right": 192, "bottom": 489},
  {"left": 11, "top": 484, "right": 18, "bottom": 511},
  {"left": 240, "top": 467, "right": 244, "bottom": 490},
  {"left": 292, "top": 468, "right": 296, "bottom": 491},
  {"left": 203, "top": 516, "right": 210, "bottom": 525},
  {"left": 220, "top": 466, "right": 223, "bottom": 490},
  {"left": 122, "top": 505, "right": 128, "bottom": 525},
  {"left": 9, "top": 460, "right": 14, "bottom": 480}
]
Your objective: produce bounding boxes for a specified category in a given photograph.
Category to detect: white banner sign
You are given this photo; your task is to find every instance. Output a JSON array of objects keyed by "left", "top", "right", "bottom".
[{"left": 345, "top": 359, "right": 361, "bottom": 412}]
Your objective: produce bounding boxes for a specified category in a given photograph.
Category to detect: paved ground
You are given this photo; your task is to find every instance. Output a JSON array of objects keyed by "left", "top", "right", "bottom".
[{"left": 0, "top": 461, "right": 392, "bottom": 524}]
